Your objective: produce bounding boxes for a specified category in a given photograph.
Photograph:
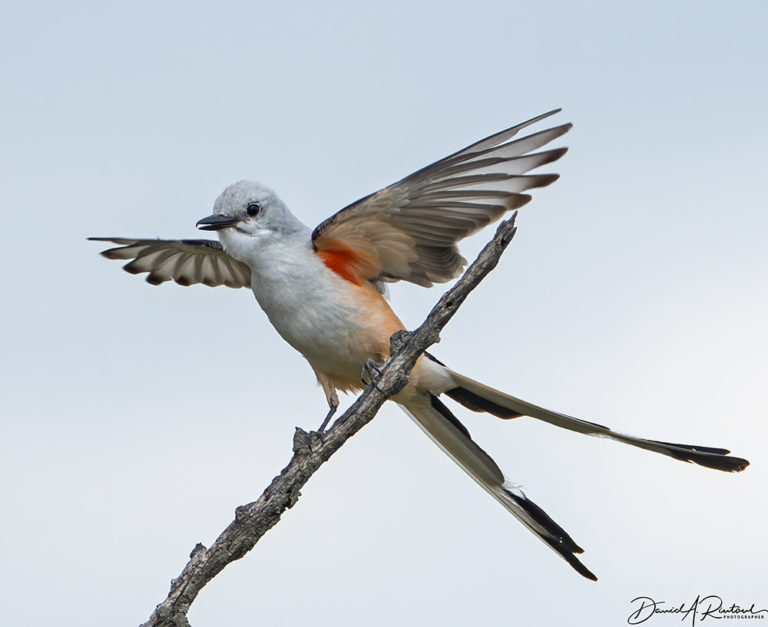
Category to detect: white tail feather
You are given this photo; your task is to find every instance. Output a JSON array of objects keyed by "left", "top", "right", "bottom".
[
  {"left": 398, "top": 395, "right": 597, "bottom": 580},
  {"left": 445, "top": 369, "right": 749, "bottom": 473}
]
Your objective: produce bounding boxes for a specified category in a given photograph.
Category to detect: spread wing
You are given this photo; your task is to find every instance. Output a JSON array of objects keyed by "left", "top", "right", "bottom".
[
  {"left": 89, "top": 238, "right": 251, "bottom": 288},
  {"left": 312, "top": 110, "right": 571, "bottom": 287}
]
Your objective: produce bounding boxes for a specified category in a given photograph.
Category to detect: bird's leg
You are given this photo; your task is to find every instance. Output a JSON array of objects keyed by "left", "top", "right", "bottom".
[
  {"left": 318, "top": 395, "right": 339, "bottom": 433},
  {"left": 313, "top": 369, "right": 339, "bottom": 433}
]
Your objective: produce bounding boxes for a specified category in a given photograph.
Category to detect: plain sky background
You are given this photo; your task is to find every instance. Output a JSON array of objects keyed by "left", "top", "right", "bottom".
[{"left": 1, "top": 1, "right": 766, "bottom": 625}]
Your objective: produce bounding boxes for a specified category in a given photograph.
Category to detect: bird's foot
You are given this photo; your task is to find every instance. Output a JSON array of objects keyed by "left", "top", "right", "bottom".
[{"left": 361, "top": 358, "right": 384, "bottom": 386}]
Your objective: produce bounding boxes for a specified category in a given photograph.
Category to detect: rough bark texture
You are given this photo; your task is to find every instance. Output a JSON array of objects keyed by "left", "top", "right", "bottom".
[{"left": 140, "top": 215, "right": 518, "bottom": 627}]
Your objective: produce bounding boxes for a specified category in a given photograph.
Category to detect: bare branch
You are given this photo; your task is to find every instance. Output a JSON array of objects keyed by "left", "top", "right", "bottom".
[{"left": 140, "top": 214, "right": 518, "bottom": 627}]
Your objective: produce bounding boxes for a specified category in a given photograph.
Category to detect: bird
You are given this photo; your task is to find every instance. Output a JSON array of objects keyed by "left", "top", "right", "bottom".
[{"left": 90, "top": 110, "right": 749, "bottom": 581}]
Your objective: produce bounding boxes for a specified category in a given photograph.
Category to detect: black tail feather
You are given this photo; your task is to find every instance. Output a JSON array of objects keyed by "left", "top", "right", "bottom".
[
  {"left": 503, "top": 487, "right": 598, "bottom": 581},
  {"left": 446, "top": 387, "right": 523, "bottom": 418},
  {"left": 649, "top": 439, "right": 750, "bottom": 472},
  {"left": 504, "top": 487, "right": 584, "bottom": 554},
  {"left": 651, "top": 440, "right": 731, "bottom": 456}
]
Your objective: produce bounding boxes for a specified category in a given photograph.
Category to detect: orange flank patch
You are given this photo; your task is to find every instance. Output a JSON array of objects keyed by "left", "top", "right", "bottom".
[{"left": 314, "top": 238, "right": 381, "bottom": 285}]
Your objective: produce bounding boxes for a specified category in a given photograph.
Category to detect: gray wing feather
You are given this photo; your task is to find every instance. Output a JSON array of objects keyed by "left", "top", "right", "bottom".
[
  {"left": 89, "top": 238, "right": 251, "bottom": 288},
  {"left": 312, "top": 110, "right": 571, "bottom": 287}
]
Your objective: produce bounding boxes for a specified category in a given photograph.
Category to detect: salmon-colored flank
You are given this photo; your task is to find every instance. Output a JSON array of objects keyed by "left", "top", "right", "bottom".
[
  {"left": 316, "top": 248, "right": 365, "bottom": 284},
  {"left": 314, "top": 238, "right": 381, "bottom": 285}
]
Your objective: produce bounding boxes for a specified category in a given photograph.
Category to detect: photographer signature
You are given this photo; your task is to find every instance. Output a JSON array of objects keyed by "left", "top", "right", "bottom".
[{"left": 628, "top": 594, "right": 767, "bottom": 625}]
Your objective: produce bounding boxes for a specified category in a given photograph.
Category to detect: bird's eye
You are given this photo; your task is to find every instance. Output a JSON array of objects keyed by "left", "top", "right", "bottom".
[{"left": 246, "top": 201, "right": 262, "bottom": 217}]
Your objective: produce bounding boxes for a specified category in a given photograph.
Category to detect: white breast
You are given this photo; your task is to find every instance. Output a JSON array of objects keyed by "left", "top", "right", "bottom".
[{"left": 243, "top": 235, "right": 373, "bottom": 378}]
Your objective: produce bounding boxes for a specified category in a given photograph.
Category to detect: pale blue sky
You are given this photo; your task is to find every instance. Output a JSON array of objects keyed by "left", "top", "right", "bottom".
[{"left": 1, "top": 1, "right": 766, "bottom": 625}]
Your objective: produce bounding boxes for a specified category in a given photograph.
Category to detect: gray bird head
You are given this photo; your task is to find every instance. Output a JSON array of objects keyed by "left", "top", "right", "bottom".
[{"left": 196, "top": 180, "right": 307, "bottom": 255}]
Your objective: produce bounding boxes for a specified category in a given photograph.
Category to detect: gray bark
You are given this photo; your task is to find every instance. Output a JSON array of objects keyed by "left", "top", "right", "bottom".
[{"left": 140, "top": 214, "right": 518, "bottom": 627}]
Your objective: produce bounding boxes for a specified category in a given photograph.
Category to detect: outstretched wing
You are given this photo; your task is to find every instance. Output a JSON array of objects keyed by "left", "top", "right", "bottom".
[
  {"left": 89, "top": 238, "right": 251, "bottom": 288},
  {"left": 312, "top": 110, "right": 571, "bottom": 287}
]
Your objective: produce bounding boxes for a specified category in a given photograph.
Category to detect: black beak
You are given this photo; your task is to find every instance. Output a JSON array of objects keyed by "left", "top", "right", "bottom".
[{"left": 196, "top": 214, "right": 238, "bottom": 231}]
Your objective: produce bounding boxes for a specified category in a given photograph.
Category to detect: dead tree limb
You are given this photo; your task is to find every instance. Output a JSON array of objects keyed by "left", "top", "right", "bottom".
[{"left": 140, "top": 214, "right": 518, "bottom": 627}]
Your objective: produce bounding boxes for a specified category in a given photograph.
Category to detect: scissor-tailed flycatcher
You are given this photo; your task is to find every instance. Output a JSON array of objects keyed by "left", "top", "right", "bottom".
[{"left": 91, "top": 110, "right": 748, "bottom": 581}]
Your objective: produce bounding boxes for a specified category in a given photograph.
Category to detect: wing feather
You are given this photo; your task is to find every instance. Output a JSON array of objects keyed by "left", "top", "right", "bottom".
[
  {"left": 89, "top": 238, "right": 251, "bottom": 289},
  {"left": 312, "top": 110, "right": 571, "bottom": 286}
]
